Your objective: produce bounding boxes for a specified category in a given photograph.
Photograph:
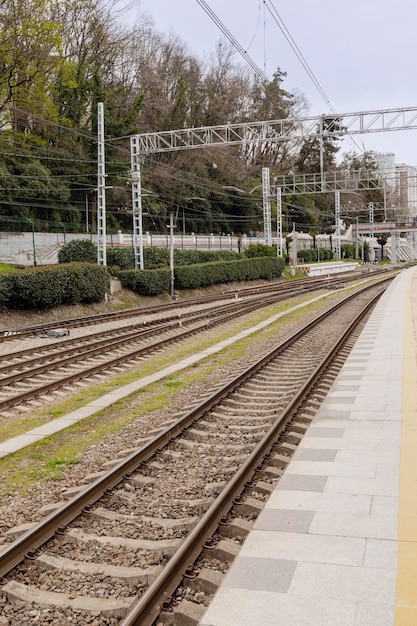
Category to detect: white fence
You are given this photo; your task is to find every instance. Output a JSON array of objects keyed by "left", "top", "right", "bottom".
[{"left": 1, "top": 226, "right": 416, "bottom": 266}]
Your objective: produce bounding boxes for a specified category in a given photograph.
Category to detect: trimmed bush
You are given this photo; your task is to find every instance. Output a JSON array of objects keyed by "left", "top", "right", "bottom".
[
  {"left": 58, "top": 239, "right": 97, "bottom": 263},
  {"left": 174, "top": 249, "right": 239, "bottom": 266},
  {"left": 118, "top": 268, "right": 171, "bottom": 296},
  {"left": 243, "top": 243, "right": 277, "bottom": 258},
  {"left": 297, "top": 249, "right": 313, "bottom": 263},
  {"left": 341, "top": 243, "right": 356, "bottom": 259},
  {"left": 175, "top": 257, "right": 283, "bottom": 289},
  {"left": 119, "top": 256, "right": 284, "bottom": 296},
  {"left": 107, "top": 246, "right": 241, "bottom": 273},
  {"left": 107, "top": 247, "right": 135, "bottom": 271},
  {"left": 0, "top": 263, "right": 109, "bottom": 310}
]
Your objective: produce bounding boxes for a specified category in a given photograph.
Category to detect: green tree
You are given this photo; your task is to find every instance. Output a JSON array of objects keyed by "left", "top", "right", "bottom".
[
  {"left": 296, "top": 116, "right": 344, "bottom": 173},
  {"left": 0, "top": 0, "right": 63, "bottom": 133},
  {"left": 376, "top": 233, "right": 388, "bottom": 260}
]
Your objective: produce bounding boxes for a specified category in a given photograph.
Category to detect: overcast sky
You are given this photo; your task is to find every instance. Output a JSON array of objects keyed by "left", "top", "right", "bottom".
[{"left": 131, "top": 0, "right": 417, "bottom": 167}]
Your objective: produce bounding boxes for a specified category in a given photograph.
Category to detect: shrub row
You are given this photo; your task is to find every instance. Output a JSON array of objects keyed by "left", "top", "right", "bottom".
[
  {"left": 0, "top": 263, "right": 110, "bottom": 310},
  {"left": 58, "top": 240, "right": 242, "bottom": 271},
  {"left": 118, "top": 268, "right": 171, "bottom": 296},
  {"left": 107, "top": 246, "right": 240, "bottom": 270},
  {"left": 119, "top": 256, "right": 284, "bottom": 296},
  {"left": 175, "top": 256, "right": 284, "bottom": 289},
  {"left": 297, "top": 248, "right": 334, "bottom": 263}
]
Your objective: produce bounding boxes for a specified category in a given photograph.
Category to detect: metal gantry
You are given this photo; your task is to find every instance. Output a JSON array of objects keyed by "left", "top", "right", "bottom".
[
  {"left": 131, "top": 106, "right": 417, "bottom": 155},
  {"left": 130, "top": 105, "right": 417, "bottom": 266}
]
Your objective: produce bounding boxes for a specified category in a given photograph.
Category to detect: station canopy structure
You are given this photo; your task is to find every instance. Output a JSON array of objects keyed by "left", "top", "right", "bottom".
[{"left": 122, "top": 106, "right": 417, "bottom": 269}]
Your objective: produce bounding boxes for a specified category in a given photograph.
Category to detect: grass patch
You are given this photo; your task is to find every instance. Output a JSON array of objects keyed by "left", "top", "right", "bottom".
[
  {"left": 0, "top": 288, "right": 341, "bottom": 446},
  {"left": 0, "top": 262, "right": 18, "bottom": 274}
]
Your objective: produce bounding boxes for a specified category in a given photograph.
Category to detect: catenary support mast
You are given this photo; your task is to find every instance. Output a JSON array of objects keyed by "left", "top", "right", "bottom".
[{"left": 97, "top": 102, "right": 107, "bottom": 266}]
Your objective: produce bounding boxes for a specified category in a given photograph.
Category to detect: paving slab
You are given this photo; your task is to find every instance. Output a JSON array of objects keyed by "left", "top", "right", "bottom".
[{"left": 199, "top": 268, "right": 417, "bottom": 626}]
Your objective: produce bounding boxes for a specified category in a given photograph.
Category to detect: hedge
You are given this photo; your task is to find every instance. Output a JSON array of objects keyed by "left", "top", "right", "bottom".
[
  {"left": 119, "top": 256, "right": 284, "bottom": 296},
  {"left": 107, "top": 246, "right": 240, "bottom": 271},
  {"left": 118, "top": 267, "right": 171, "bottom": 296},
  {"left": 58, "top": 242, "right": 242, "bottom": 272},
  {"left": 0, "top": 263, "right": 110, "bottom": 310}
]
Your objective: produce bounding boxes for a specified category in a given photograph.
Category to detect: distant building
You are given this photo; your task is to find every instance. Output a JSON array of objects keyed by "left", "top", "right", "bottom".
[
  {"left": 396, "top": 164, "right": 417, "bottom": 220},
  {"left": 367, "top": 151, "right": 417, "bottom": 222},
  {"left": 368, "top": 151, "right": 396, "bottom": 188}
]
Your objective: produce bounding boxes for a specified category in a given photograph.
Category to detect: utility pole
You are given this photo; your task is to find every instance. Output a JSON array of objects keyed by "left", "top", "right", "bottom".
[
  {"left": 291, "top": 222, "right": 297, "bottom": 275},
  {"left": 168, "top": 212, "right": 176, "bottom": 299},
  {"left": 369, "top": 202, "right": 374, "bottom": 262},
  {"left": 262, "top": 168, "right": 272, "bottom": 246},
  {"left": 97, "top": 102, "right": 107, "bottom": 266},
  {"left": 276, "top": 187, "right": 283, "bottom": 257},
  {"left": 355, "top": 217, "right": 359, "bottom": 260},
  {"left": 130, "top": 138, "right": 144, "bottom": 270},
  {"left": 335, "top": 190, "right": 341, "bottom": 260}
]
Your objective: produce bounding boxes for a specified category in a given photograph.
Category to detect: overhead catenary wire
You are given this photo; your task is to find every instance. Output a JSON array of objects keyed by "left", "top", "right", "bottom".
[{"left": 195, "top": 0, "right": 364, "bottom": 156}]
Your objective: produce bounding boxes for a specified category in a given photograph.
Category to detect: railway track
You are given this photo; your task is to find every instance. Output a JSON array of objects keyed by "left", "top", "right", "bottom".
[
  {"left": 0, "top": 290, "right": 327, "bottom": 414},
  {"left": 0, "top": 270, "right": 398, "bottom": 416},
  {"left": 0, "top": 266, "right": 393, "bottom": 341},
  {"left": 0, "top": 279, "right": 388, "bottom": 625}
]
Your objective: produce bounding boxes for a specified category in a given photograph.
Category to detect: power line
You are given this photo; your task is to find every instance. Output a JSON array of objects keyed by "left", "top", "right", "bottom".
[
  {"left": 263, "top": 0, "right": 365, "bottom": 155},
  {"left": 195, "top": 0, "right": 270, "bottom": 86},
  {"left": 263, "top": 0, "right": 334, "bottom": 113}
]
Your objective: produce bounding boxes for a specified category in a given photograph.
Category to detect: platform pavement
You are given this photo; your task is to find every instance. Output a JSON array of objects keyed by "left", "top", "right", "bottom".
[{"left": 199, "top": 266, "right": 417, "bottom": 626}]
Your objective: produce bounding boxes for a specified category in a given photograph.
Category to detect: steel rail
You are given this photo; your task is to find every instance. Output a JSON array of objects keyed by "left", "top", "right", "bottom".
[
  {"left": 0, "top": 269, "right": 393, "bottom": 340},
  {"left": 121, "top": 289, "right": 384, "bottom": 625},
  {"left": 0, "top": 281, "right": 388, "bottom": 582},
  {"left": 0, "top": 289, "right": 292, "bottom": 411},
  {"left": 0, "top": 278, "right": 310, "bottom": 339},
  {"left": 0, "top": 288, "right": 296, "bottom": 374}
]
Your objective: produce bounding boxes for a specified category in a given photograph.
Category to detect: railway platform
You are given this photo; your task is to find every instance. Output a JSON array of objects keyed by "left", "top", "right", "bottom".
[{"left": 200, "top": 265, "right": 417, "bottom": 626}]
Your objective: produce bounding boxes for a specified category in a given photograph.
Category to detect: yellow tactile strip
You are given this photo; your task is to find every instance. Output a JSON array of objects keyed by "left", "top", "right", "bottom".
[{"left": 395, "top": 268, "right": 417, "bottom": 625}]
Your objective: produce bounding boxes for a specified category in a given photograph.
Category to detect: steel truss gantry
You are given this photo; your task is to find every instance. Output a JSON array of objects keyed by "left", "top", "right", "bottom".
[
  {"left": 273, "top": 170, "right": 398, "bottom": 195},
  {"left": 130, "top": 105, "right": 417, "bottom": 268},
  {"left": 131, "top": 106, "right": 417, "bottom": 155}
]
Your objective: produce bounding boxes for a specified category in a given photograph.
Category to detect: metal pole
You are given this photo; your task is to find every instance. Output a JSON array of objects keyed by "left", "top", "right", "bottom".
[
  {"left": 276, "top": 187, "right": 283, "bottom": 257},
  {"left": 335, "top": 190, "right": 341, "bottom": 260},
  {"left": 262, "top": 167, "right": 272, "bottom": 246},
  {"left": 130, "top": 137, "right": 144, "bottom": 270},
  {"left": 97, "top": 102, "right": 107, "bottom": 266},
  {"left": 355, "top": 217, "right": 359, "bottom": 259},
  {"left": 85, "top": 195, "right": 89, "bottom": 233},
  {"left": 169, "top": 212, "right": 175, "bottom": 298},
  {"left": 319, "top": 115, "right": 324, "bottom": 190},
  {"left": 30, "top": 221, "right": 36, "bottom": 267},
  {"left": 292, "top": 222, "right": 297, "bottom": 273},
  {"left": 369, "top": 202, "right": 374, "bottom": 262}
]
